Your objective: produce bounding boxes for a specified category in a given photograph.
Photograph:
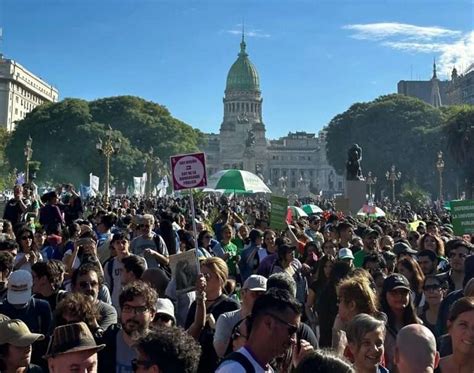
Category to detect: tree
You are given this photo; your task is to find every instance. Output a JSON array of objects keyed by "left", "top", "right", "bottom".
[
  {"left": 5, "top": 96, "right": 203, "bottom": 188},
  {"left": 325, "top": 94, "right": 453, "bottom": 198},
  {"left": 444, "top": 105, "right": 474, "bottom": 199}
]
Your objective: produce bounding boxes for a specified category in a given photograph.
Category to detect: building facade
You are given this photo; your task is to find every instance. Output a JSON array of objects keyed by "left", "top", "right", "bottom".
[
  {"left": 202, "top": 37, "right": 344, "bottom": 196},
  {"left": 0, "top": 55, "right": 59, "bottom": 131},
  {"left": 397, "top": 61, "right": 474, "bottom": 107}
]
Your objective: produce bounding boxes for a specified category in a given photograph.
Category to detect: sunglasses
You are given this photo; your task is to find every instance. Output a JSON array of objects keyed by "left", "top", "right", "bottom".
[
  {"left": 131, "top": 358, "right": 154, "bottom": 372},
  {"left": 20, "top": 236, "right": 33, "bottom": 240},
  {"left": 266, "top": 312, "right": 298, "bottom": 336},
  {"left": 154, "top": 314, "right": 174, "bottom": 323}
]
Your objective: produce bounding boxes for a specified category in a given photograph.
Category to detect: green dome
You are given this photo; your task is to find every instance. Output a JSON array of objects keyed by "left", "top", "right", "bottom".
[{"left": 226, "top": 39, "right": 260, "bottom": 92}]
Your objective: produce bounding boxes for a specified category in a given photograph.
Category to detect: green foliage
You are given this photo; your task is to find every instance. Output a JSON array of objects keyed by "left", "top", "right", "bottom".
[
  {"left": 325, "top": 94, "right": 461, "bottom": 197},
  {"left": 5, "top": 96, "right": 204, "bottom": 187},
  {"left": 0, "top": 128, "right": 12, "bottom": 190},
  {"left": 399, "top": 182, "right": 430, "bottom": 210},
  {"left": 443, "top": 105, "right": 474, "bottom": 198}
]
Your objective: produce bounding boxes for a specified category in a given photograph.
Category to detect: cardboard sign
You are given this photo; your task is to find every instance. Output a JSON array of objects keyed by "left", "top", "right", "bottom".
[
  {"left": 168, "top": 249, "right": 199, "bottom": 294},
  {"left": 170, "top": 152, "right": 207, "bottom": 191}
]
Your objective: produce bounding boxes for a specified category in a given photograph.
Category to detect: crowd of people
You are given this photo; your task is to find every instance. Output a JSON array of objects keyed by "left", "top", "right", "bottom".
[{"left": 0, "top": 182, "right": 473, "bottom": 373}]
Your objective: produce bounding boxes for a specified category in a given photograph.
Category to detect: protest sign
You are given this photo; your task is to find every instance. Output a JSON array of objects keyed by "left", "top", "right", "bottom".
[
  {"left": 450, "top": 200, "right": 474, "bottom": 235},
  {"left": 270, "top": 195, "right": 288, "bottom": 231}
]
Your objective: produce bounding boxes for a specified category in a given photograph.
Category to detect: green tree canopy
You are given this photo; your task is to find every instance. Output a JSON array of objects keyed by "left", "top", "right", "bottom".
[
  {"left": 5, "top": 96, "right": 203, "bottom": 187},
  {"left": 325, "top": 94, "right": 461, "bottom": 199},
  {"left": 443, "top": 105, "right": 474, "bottom": 198}
]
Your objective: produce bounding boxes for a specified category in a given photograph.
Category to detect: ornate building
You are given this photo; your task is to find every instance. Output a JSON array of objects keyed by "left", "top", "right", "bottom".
[{"left": 203, "top": 36, "right": 344, "bottom": 196}]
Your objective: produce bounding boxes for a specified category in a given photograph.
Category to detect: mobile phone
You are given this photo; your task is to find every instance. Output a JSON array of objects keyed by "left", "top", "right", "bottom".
[{"left": 296, "top": 334, "right": 301, "bottom": 352}]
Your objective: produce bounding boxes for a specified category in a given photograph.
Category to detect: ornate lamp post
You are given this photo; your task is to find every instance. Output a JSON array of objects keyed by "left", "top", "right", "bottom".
[
  {"left": 24, "top": 136, "right": 33, "bottom": 183},
  {"left": 385, "top": 165, "right": 401, "bottom": 202},
  {"left": 278, "top": 176, "right": 288, "bottom": 195},
  {"left": 366, "top": 171, "right": 377, "bottom": 202},
  {"left": 96, "top": 126, "right": 120, "bottom": 202},
  {"left": 436, "top": 151, "right": 445, "bottom": 201}
]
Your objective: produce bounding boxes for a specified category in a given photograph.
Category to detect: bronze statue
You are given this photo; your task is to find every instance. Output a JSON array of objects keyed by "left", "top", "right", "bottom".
[{"left": 346, "top": 144, "right": 363, "bottom": 180}]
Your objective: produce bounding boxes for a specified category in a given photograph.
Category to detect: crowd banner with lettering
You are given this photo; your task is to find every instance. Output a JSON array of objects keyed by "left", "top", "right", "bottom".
[
  {"left": 450, "top": 200, "right": 474, "bottom": 235},
  {"left": 170, "top": 152, "right": 207, "bottom": 191}
]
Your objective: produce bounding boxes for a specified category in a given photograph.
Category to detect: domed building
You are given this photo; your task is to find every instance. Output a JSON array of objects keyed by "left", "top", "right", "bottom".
[{"left": 203, "top": 36, "right": 344, "bottom": 197}]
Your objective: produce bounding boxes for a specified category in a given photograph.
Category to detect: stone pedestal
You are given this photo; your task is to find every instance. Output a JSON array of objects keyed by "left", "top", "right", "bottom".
[{"left": 344, "top": 180, "right": 366, "bottom": 215}]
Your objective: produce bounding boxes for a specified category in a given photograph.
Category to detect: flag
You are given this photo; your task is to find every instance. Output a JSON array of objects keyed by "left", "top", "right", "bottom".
[
  {"left": 140, "top": 172, "right": 147, "bottom": 196},
  {"left": 16, "top": 172, "right": 25, "bottom": 185},
  {"left": 79, "top": 184, "right": 93, "bottom": 199},
  {"left": 133, "top": 177, "right": 142, "bottom": 196},
  {"left": 89, "top": 173, "right": 99, "bottom": 194}
]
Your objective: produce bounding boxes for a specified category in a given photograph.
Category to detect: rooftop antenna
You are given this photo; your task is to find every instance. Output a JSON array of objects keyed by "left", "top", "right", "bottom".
[{"left": 242, "top": 18, "right": 245, "bottom": 43}]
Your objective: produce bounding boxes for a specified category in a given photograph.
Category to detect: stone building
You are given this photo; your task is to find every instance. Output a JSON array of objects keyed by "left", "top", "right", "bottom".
[
  {"left": 0, "top": 54, "right": 59, "bottom": 131},
  {"left": 202, "top": 37, "right": 344, "bottom": 196},
  {"left": 397, "top": 61, "right": 474, "bottom": 107}
]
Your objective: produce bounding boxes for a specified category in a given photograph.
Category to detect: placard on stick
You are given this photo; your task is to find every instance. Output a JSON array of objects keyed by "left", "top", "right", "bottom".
[{"left": 170, "top": 152, "right": 207, "bottom": 191}]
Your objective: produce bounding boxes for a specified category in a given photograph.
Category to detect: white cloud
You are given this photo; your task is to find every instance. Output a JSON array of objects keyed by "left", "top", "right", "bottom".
[
  {"left": 343, "top": 22, "right": 473, "bottom": 76},
  {"left": 225, "top": 25, "right": 270, "bottom": 38},
  {"left": 343, "top": 22, "right": 460, "bottom": 41}
]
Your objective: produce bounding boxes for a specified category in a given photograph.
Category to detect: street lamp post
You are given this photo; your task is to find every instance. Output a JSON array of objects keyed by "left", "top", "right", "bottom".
[
  {"left": 436, "top": 151, "right": 445, "bottom": 201},
  {"left": 24, "top": 136, "right": 33, "bottom": 184},
  {"left": 385, "top": 165, "right": 401, "bottom": 203},
  {"left": 96, "top": 126, "right": 120, "bottom": 202},
  {"left": 366, "top": 171, "right": 377, "bottom": 202}
]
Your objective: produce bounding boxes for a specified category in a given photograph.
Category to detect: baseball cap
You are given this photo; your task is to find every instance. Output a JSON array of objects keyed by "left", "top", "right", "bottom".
[
  {"left": 242, "top": 275, "right": 267, "bottom": 292},
  {"left": 383, "top": 274, "right": 411, "bottom": 293},
  {"left": 7, "top": 270, "right": 33, "bottom": 305},
  {"left": 155, "top": 298, "right": 176, "bottom": 324},
  {"left": 393, "top": 242, "right": 417, "bottom": 256},
  {"left": 363, "top": 228, "right": 380, "bottom": 238},
  {"left": 338, "top": 248, "right": 354, "bottom": 260},
  {"left": 0, "top": 319, "right": 44, "bottom": 346},
  {"left": 44, "top": 322, "right": 105, "bottom": 358}
]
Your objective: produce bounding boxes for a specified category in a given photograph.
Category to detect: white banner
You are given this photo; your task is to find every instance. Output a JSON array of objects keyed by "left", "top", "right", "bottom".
[
  {"left": 141, "top": 172, "right": 147, "bottom": 196},
  {"left": 133, "top": 177, "right": 142, "bottom": 196},
  {"left": 89, "top": 173, "right": 99, "bottom": 195}
]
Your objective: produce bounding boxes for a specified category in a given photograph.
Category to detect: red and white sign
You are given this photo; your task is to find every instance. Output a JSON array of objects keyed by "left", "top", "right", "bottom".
[{"left": 170, "top": 152, "right": 207, "bottom": 191}]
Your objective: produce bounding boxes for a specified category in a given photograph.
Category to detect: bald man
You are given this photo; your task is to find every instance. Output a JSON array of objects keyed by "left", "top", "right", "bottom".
[{"left": 394, "top": 324, "right": 440, "bottom": 373}]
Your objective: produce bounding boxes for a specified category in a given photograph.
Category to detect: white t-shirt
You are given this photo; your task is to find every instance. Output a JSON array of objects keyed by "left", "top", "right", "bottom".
[{"left": 216, "top": 346, "right": 274, "bottom": 373}]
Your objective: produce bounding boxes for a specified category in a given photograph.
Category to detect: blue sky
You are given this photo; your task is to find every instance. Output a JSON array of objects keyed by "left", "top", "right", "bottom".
[{"left": 1, "top": 0, "right": 472, "bottom": 138}]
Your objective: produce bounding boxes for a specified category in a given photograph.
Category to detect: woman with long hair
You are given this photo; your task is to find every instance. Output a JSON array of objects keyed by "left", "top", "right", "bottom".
[
  {"left": 259, "top": 229, "right": 277, "bottom": 259},
  {"left": 419, "top": 233, "right": 448, "bottom": 271},
  {"left": 317, "top": 261, "right": 352, "bottom": 348},
  {"left": 305, "top": 255, "right": 335, "bottom": 328},
  {"left": 197, "top": 229, "right": 213, "bottom": 258},
  {"left": 269, "top": 244, "right": 307, "bottom": 304},
  {"left": 333, "top": 272, "right": 382, "bottom": 355},
  {"left": 418, "top": 275, "right": 447, "bottom": 338},
  {"left": 380, "top": 273, "right": 421, "bottom": 371},
  {"left": 438, "top": 297, "right": 474, "bottom": 373},
  {"left": 396, "top": 256, "right": 425, "bottom": 308},
  {"left": 186, "top": 257, "right": 239, "bottom": 373},
  {"left": 14, "top": 227, "right": 42, "bottom": 272}
]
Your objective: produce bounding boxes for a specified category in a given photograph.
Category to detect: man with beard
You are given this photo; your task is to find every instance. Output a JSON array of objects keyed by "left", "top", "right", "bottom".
[
  {"left": 98, "top": 280, "right": 157, "bottom": 372},
  {"left": 417, "top": 250, "right": 439, "bottom": 276},
  {"left": 353, "top": 228, "right": 380, "bottom": 268},
  {"left": 71, "top": 263, "right": 117, "bottom": 331}
]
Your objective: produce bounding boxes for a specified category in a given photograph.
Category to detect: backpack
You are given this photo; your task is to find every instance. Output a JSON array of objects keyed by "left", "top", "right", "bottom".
[{"left": 220, "top": 351, "right": 255, "bottom": 373}]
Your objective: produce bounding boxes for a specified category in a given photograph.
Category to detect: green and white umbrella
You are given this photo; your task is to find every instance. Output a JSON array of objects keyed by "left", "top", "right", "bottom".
[
  {"left": 357, "top": 205, "right": 386, "bottom": 218},
  {"left": 302, "top": 204, "right": 323, "bottom": 215},
  {"left": 206, "top": 169, "right": 272, "bottom": 194}
]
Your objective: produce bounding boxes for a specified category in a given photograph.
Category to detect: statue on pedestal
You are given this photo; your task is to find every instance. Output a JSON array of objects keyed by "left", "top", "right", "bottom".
[{"left": 346, "top": 144, "right": 363, "bottom": 181}]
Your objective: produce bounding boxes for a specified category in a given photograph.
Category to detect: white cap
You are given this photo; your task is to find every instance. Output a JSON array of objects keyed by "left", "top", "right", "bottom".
[
  {"left": 338, "top": 248, "right": 355, "bottom": 260},
  {"left": 242, "top": 275, "right": 267, "bottom": 292},
  {"left": 155, "top": 298, "right": 176, "bottom": 324},
  {"left": 7, "top": 270, "right": 33, "bottom": 305}
]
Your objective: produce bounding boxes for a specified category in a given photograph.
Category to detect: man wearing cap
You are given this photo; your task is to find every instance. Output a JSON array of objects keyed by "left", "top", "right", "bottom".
[
  {"left": 338, "top": 248, "right": 354, "bottom": 267},
  {"left": 0, "top": 319, "right": 44, "bottom": 372},
  {"left": 393, "top": 241, "right": 418, "bottom": 260},
  {"left": 214, "top": 274, "right": 267, "bottom": 358},
  {"left": 353, "top": 228, "right": 379, "bottom": 268},
  {"left": 152, "top": 298, "right": 176, "bottom": 328},
  {"left": 46, "top": 322, "right": 105, "bottom": 373},
  {"left": 0, "top": 270, "right": 52, "bottom": 336}
]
